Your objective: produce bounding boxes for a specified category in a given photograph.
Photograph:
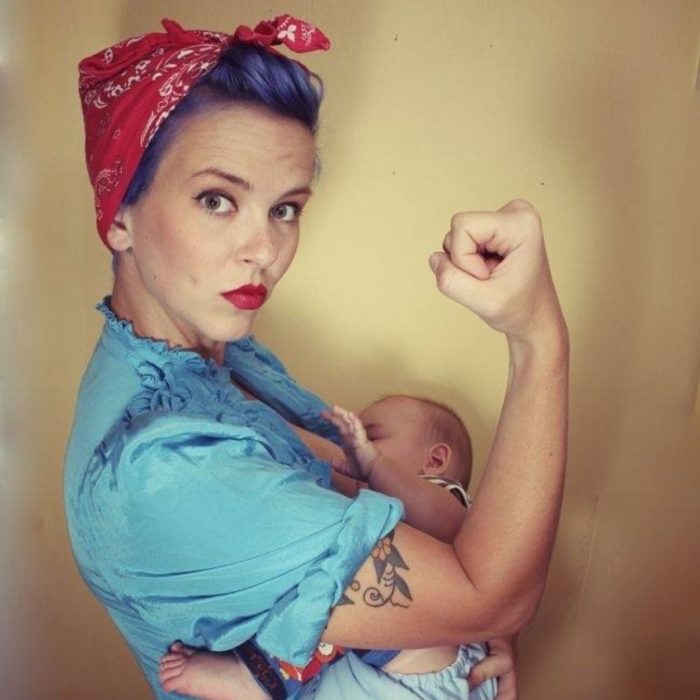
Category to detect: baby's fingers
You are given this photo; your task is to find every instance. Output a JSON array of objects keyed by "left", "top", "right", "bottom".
[
  {"left": 328, "top": 405, "right": 364, "bottom": 444},
  {"left": 334, "top": 406, "right": 366, "bottom": 440},
  {"left": 322, "top": 408, "right": 352, "bottom": 435}
]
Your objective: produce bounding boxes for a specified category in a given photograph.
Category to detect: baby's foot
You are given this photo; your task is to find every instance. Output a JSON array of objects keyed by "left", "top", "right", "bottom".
[{"left": 159, "top": 642, "right": 268, "bottom": 700}]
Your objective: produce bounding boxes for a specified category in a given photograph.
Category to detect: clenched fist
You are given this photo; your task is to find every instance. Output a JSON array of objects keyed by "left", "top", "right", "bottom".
[{"left": 429, "top": 199, "right": 565, "bottom": 344}]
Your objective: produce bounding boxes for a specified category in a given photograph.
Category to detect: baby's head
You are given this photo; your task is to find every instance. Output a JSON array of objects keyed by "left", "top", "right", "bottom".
[{"left": 358, "top": 395, "right": 472, "bottom": 488}]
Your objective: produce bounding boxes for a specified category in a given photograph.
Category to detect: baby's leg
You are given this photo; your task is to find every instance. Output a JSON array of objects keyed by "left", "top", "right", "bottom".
[
  {"left": 381, "top": 646, "right": 461, "bottom": 674},
  {"left": 158, "top": 642, "right": 269, "bottom": 700}
]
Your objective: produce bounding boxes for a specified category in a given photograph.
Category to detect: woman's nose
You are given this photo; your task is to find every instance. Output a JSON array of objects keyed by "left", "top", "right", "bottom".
[{"left": 236, "top": 224, "right": 279, "bottom": 268}]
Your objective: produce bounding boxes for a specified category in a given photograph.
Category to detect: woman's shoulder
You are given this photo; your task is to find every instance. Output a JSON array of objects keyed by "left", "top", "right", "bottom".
[
  {"left": 65, "top": 305, "right": 263, "bottom": 479},
  {"left": 65, "top": 302, "right": 333, "bottom": 499},
  {"left": 75, "top": 344, "right": 263, "bottom": 457},
  {"left": 65, "top": 355, "right": 281, "bottom": 521}
]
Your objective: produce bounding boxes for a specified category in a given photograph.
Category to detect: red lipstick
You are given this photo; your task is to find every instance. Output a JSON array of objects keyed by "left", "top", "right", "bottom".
[{"left": 221, "top": 284, "right": 268, "bottom": 310}]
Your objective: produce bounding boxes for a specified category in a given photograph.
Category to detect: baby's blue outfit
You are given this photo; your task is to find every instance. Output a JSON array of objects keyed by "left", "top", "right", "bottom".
[
  {"left": 64, "top": 300, "right": 495, "bottom": 700},
  {"left": 305, "top": 645, "right": 497, "bottom": 699}
]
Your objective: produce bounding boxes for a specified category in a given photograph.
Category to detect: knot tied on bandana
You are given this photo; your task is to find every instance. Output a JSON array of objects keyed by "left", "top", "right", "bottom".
[
  {"left": 78, "top": 15, "right": 330, "bottom": 248},
  {"left": 233, "top": 16, "right": 331, "bottom": 52}
]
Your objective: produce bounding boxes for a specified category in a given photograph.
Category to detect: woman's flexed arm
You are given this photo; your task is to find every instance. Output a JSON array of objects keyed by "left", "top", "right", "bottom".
[
  {"left": 431, "top": 199, "right": 568, "bottom": 617},
  {"left": 323, "top": 200, "right": 568, "bottom": 647}
]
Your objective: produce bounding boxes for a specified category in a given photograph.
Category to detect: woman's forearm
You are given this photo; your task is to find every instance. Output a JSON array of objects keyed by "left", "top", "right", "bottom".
[{"left": 453, "top": 323, "right": 569, "bottom": 629}]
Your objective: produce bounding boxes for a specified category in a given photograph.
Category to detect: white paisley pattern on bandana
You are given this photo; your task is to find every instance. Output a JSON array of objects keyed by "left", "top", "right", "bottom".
[
  {"left": 93, "top": 160, "right": 123, "bottom": 222},
  {"left": 139, "top": 48, "right": 219, "bottom": 147}
]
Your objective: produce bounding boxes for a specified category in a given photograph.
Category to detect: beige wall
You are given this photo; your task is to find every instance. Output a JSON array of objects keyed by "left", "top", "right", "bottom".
[{"left": 3, "top": 1, "right": 699, "bottom": 698}]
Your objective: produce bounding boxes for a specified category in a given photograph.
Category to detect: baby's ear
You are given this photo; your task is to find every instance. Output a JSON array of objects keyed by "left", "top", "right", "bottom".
[
  {"left": 106, "top": 205, "right": 134, "bottom": 252},
  {"left": 423, "top": 443, "right": 451, "bottom": 476}
]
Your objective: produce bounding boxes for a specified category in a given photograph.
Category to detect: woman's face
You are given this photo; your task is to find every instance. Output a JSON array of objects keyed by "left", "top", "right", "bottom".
[{"left": 115, "top": 103, "right": 316, "bottom": 349}]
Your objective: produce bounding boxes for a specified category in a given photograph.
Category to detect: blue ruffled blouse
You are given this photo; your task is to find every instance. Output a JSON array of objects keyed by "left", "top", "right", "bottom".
[{"left": 64, "top": 300, "right": 403, "bottom": 699}]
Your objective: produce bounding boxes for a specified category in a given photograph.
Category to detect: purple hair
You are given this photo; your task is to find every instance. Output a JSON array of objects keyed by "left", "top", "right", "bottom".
[{"left": 123, "top": 43, "right": 323, "bottom": 206}]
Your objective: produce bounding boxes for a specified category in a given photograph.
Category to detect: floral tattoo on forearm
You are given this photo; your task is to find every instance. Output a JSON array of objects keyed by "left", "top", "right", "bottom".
[{"left": 338, "top": 530, "right": 412, "bottom": 608}]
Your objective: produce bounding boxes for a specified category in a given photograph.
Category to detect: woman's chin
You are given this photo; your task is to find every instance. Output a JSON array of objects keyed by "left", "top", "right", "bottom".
[{"left": 209, "top": 314, "right": 257, "bottom": 343}]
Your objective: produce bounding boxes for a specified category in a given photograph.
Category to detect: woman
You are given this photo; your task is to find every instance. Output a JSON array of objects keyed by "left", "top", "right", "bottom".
[{"left": 65, "top": 15, "right": 568, "bottom": 700}]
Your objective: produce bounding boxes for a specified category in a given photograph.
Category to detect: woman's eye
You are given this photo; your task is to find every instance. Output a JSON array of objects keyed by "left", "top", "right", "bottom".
[
  {"left": 270, "top": 203, "right": 301, "bottom": 223},
  {"left": 197, "top": 192, "right": 234, "bottom": 215}
]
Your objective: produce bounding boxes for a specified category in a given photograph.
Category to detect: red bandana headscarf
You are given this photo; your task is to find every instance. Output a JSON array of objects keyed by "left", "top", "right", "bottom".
[{"left": 79, "top": 15, "right": 330, "bottom": 249}]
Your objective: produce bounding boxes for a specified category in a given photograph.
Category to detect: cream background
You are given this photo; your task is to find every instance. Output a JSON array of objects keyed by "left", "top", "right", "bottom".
[{"left": 2, "top": 1, "right": 699, "bottom": 698}]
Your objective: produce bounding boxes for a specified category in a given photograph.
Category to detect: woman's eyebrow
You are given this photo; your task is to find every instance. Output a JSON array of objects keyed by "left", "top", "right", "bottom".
[
  {"left": 189, "top": 167, "right": 312, "bottom": 198},
  {"left": 281, "top": 185, "right": 313, "bottom": 198},
  {"left": 190, "top": 167, "right": 252, "bottom": 190}
]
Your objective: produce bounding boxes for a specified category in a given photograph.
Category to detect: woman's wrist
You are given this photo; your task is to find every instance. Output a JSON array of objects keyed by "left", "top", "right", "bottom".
[
  {"left": 504, "top": 315, "right": 569, "bottom": 403},
  {"left": 506, "top": 312, "right": 569, "bottom": 369}
]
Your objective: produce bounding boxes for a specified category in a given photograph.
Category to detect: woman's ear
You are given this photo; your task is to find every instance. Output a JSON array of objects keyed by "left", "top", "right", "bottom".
[
  {"left": 423, "top": 443, "right": 451, "bottom": 476},
  {"left": 106, "top": 206, "right": 134, "bottom": 252}
]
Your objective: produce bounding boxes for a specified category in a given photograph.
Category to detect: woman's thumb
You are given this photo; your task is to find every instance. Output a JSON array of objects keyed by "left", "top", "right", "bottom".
[{"left": 428, "top": 252, "right": 443, "bottom": 273}]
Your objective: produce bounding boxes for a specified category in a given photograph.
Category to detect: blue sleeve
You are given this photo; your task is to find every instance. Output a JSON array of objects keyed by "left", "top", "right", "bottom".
[{"left": 103, "top": 412, "right": 403, "bottom": 665}]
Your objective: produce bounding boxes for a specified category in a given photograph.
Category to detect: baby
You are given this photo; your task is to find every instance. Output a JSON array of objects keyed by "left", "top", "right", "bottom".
[
  {"left": 335, "top": 394, "right": 473, "bottom": 507},
  {"left": 159, "top": 395, "right": 497, "bottom": 700}
]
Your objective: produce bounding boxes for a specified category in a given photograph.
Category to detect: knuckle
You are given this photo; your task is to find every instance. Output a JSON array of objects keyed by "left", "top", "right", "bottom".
[
  {"left": 450, "top": 212, "right": 467, "bottom": 229},
  {"left": 515, "top": 206, "right": 542, "bottom": 231},
  {"left": 507, "top": 198, "right": 534, "bottom": 211},
  {"left": 442, "top": 232, "right": 452, "bottom": 253}
]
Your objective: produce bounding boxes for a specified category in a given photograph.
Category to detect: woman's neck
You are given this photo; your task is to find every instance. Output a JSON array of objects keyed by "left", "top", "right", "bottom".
[{"left": 110, "top": 258, "right": 226, "bottom": 365}]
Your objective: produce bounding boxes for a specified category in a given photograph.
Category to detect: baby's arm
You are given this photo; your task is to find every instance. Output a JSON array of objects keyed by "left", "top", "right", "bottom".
[{"left": 324, "top": 406, "right": 467, "bottom": 543}]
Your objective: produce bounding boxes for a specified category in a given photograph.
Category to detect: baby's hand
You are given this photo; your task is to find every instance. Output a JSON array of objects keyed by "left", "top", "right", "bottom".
[
  {"left": 322, "top": 405, "right": 381, "bottom": 480},
  {"left": 326, "top": 405, "right": 368, "bottom": 449}
]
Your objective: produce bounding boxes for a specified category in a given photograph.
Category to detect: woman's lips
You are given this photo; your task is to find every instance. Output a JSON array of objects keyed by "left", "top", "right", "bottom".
[{"left": 221, "top": 284, "right": 268, "bottom": 310}]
